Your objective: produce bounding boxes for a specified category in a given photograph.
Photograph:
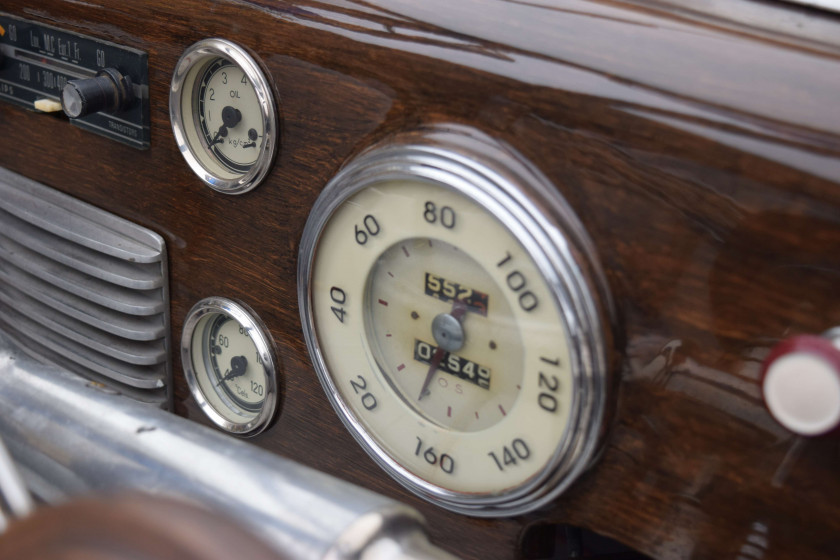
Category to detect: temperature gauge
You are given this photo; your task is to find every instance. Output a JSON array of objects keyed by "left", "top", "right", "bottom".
[
  {"left": 170, "top": 39, "right": 278, "bottom": 194},
  {"left": 181, "top": 298, "right": 278, "bottom": 435}
]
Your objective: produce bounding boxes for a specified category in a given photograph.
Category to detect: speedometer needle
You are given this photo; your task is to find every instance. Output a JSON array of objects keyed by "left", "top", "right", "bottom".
[{"left": 418, "top": 300, "right": 467, "bottom": 401}]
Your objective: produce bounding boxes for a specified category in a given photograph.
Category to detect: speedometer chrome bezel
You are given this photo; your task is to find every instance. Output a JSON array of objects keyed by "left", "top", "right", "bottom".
[
  {"left": 181, "top": 297, "right": 278, "bottom": 436},
  {"left": 298, "top": 125, "right": 613, "bottom": 516},
  {"left": 170, "top": 38, "right": 278, "bottom": 195}
]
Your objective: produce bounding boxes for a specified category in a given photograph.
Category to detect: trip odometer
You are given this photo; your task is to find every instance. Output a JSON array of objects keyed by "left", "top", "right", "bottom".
[{"left": 298, "top": 126, "right": 613, "bottom": 516}]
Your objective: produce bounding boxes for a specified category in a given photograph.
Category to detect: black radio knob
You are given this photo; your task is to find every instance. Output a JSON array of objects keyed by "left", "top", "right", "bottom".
[{"left": 61, "top": 68, "right": 133, "bottom": 118}]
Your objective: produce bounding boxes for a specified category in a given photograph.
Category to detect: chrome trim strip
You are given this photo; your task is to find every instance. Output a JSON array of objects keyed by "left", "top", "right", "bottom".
[
  {"left": 781, "top": 0, "right": 840, "bottom": 14},
  {"left": 0, "top": 167, "right": 164, "bottom": 262},
  {"left": 0, "top": 166, "right": 170, "bottom": 406},
  {"left": 0, "top": 436, "right": 33, "bottom": 533}
]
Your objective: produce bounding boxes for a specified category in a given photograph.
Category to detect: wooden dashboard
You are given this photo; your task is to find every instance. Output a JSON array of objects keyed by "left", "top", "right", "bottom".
[{"left": 1, "top": 0, "right": 839, "bottom": 558}]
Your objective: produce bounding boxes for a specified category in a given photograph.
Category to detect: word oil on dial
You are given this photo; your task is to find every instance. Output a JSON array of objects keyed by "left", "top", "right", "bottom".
[{"left": 299, "top": 128, "right": 612, "bottom": 516}]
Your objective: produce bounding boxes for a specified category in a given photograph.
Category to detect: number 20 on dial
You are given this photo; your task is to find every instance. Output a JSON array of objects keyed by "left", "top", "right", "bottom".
[{"left": 298, "top": 128, "right": 612, "bottom": 516}]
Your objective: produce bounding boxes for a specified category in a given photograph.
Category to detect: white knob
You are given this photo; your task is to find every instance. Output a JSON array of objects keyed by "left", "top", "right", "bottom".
[{"left": 762, "top": 335, "right": 840, "bottom": 437}]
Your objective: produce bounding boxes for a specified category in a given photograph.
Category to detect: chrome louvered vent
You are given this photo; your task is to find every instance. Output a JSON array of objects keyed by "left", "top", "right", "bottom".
[{"left": 0, "top": 167, "right": 170, "bottom": 407}]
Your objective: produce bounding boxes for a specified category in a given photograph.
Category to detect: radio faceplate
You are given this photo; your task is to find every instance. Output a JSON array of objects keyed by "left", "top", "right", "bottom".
[{"left": 0, "top": 14, "right": 149, "bottom": 149}]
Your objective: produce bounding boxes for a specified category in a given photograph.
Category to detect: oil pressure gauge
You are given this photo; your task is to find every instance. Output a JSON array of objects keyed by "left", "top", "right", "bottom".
[
  {"left": 170, "top": 39, "right": 278, "bottom": 194},
  {"left": 182, "top": 298, "right": 278, "bottom": 436},
  {"left": 299, "top": 126, "right": 614, "bottom": 516}
]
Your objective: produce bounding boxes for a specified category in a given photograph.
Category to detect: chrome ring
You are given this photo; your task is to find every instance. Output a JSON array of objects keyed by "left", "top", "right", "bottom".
[
  {"left": 170, "top": 38, "right": 278, "bottom": 194},
  {"left": 181, "top": 297, "right": 278, "bottom": 436}
]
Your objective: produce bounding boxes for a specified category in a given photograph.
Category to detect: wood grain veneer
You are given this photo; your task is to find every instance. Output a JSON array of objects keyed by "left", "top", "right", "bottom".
[{"left": 0, "top": 1, "right": 839, "bottom": 558}]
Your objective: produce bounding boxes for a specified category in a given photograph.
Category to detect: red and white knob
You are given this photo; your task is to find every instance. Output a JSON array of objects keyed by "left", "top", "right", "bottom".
[{"left": 761, "top": 333, "right": 840, "bottom": 437}]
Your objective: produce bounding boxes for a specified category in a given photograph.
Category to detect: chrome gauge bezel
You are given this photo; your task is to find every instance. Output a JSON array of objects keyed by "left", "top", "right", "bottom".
[
  {"left": 298, "top": 127, "right": 611, "bottom": 516},
  {"left": 181, "top": 297, "right": 278, "bottom": 436},
  {"left": 170, "top": 38, "right": 278, "bottom": 194}
]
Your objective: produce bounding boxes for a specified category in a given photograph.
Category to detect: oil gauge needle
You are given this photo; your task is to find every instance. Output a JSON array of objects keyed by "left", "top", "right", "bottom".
[
  {"left": 209, "top": 106, "right": 242, "bottom": 146},
  {"left": 418, "top": 300, "right": 467, "bottom": 401},
  {"left": 209, "top": 123, "right": 227, "bottom": 146},
  {"left": 243, "top": 128, "right": 258, "bottom": 148}
]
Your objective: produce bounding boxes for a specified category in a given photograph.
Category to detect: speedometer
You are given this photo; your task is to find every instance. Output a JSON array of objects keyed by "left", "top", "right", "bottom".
[{"left": 298, "top": 126, "right": 613, "bottom": 516}]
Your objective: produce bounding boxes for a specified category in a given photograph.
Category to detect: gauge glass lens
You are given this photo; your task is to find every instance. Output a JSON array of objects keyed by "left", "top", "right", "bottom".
[
  {"left": 309, "top": 180, "right": 575, "bottom": 495},
  {"left": 196, "top": 58, "right": 263, "bottom": 173},
  {"left": 198, "top": 314, "right": 265, "bottom": 416},
  {"left": 170, "top": 39, "right": 278, "bottom": 194},
  {"left": 366, "top": 237, "right": 524, "bottom": 433},
  {"left": 182, "top": 298, "right": 277, "bottom": 435}
]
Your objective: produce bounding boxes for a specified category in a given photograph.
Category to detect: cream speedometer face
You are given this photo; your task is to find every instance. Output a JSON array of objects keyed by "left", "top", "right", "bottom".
[
  {"left": 366, "top": 237, "right": 524, "bottom": 433},
  {"left": 299, "top": 128, "right": 611, "bottom": 516}
]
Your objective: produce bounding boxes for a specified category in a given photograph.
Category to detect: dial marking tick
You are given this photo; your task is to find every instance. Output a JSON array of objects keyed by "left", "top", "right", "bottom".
[
  {"left": 475, "top": 411, "right": 479, "bottom": 419},
  {"left": 378, "top": 299, "right": 388, "bottom": 306},
  {"left": 402, "top": 246, "right": 410, "bottom": 258},
  {"left": 397, "top": 363, "right": 405, "bottom": 371},
  {"left": 499, "top": 405, "right": 507, "bottom": 416},
  {"left": 447, "top": 406, "right": 452, "bottom": 417},
  {"left": 388, "top": 271, "right": 394, "bottom": 278}
]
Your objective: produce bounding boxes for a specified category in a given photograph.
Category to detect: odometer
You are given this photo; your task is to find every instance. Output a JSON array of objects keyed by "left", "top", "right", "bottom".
[{"left": 298, "top": 127, "right": 613, "bottom": 516}]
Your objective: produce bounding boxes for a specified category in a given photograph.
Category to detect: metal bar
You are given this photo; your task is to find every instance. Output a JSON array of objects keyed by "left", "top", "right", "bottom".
[
  {"left": 0, "top": 331, "right": 456, "bottom": 560},
  {"left": 0, "top": 436, "right": 34, "bottom": 533}
]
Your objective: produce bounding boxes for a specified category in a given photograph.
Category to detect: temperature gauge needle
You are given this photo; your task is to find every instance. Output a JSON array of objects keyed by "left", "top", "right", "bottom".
[
  {"left": 418, "top": 300, "right": 467, "bottom": 401},
  {"left": 216, "top": 355, "right": 248, "bottom": 386}
]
